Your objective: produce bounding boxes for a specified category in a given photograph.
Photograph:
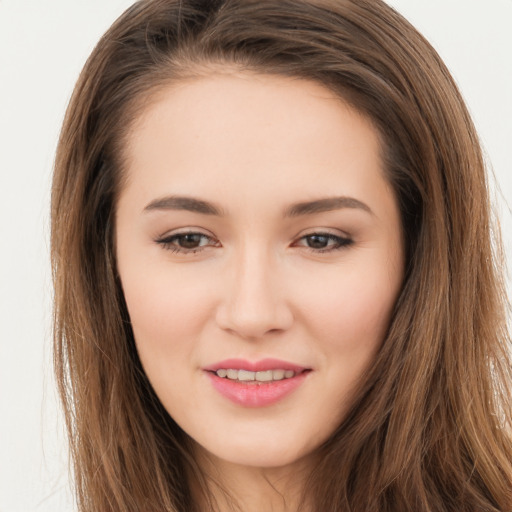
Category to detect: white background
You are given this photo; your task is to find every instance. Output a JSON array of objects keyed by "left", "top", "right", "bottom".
[{"left": 0, "top": 1, "right": 510, "bottom": 511}]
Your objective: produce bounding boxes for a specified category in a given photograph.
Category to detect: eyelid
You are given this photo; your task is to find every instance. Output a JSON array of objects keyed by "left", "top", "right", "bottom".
[
  {"left": 156, "top": 226, "right": 216, "bottom": 240},
  {"left": 292, "top": 227, "right": 352, "bottom": 244},
  {"left": 294, "top": 227, "right": 351, "bottom": 238}
]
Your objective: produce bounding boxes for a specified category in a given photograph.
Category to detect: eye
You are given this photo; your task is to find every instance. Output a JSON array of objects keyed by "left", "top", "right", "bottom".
[
  {"left": 155, "top": 231, "right": 219, "bottom": 254},
  {"left": 295, "top": 232, "right": 353, "bottom": 253}
]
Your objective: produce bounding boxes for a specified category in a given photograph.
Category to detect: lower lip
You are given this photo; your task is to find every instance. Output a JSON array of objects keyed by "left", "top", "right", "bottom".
[{"left": 206, "top": 372, "right": 309, "bottom": 408}]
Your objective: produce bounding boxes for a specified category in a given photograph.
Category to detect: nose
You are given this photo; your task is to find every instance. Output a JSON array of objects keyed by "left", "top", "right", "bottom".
[{"left": 215, "top": 246, "right": 294, "bottom": 340}]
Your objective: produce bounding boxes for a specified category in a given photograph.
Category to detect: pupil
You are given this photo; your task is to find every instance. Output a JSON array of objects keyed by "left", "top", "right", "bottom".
[
  {"left": 308, "top": 235, "right": 329, "bottom": 249},
  {"left": 180, "top": 234, "right": 202, "bottom": 248}
]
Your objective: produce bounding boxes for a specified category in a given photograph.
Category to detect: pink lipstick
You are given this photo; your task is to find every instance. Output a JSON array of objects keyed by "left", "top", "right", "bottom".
[{"left": 204, "top": 358, "right": 311, "bottom": 407}]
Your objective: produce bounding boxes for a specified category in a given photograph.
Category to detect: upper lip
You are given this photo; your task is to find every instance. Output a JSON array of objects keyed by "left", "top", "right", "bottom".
[{"left": 203, "top": 358, "right": 309, "bottom": 373}]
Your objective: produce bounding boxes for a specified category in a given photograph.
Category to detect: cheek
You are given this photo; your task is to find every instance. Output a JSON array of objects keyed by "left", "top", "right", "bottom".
[
  {"left": 120, "top": 266, "right": 219, "bottom": 414},
  {"left": 120, "top": 264, "right": 215, "bottom": 363},
  {"left": 297, "top": 262, "right": 401, "bottom": 418},
  {"left": 297, "top": 260, "right": 400, "bottom": 356}
]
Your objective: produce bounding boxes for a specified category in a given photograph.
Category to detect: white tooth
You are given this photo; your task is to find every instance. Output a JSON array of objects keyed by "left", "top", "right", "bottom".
[
  {"left": 238, "top": 370, "right": 256, "bottom": 381},
  {"left": 284, "top": 370, "right": 295, "bottom": 379},
  {"left": 272, "top": 369, "right": 285, "bottom": 381},
  {"left": 226, "top": 369, "right": 238, "bottom": 380},
  {"left": 216, "top": 369, "right": 227, "bottom": 378},
  {"left": 255, "top": 370, "right": 273, "bottom": 382}
]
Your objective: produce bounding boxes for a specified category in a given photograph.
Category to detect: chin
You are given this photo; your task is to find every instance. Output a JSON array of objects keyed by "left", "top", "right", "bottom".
[{"left": 193, "top": 431, "right": 321, "bottom": 471}]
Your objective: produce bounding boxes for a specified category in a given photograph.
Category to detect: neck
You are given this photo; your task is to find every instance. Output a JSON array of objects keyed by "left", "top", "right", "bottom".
[{"left": 190, "top": 450, "right": 313, "bottom": 512}]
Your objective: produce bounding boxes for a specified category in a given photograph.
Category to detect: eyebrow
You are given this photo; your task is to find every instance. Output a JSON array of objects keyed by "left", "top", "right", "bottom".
[
  {"left": 143, "top": 195, "right": 373, "bottom": 217},
  {"left": 284, "top": 196, "right": 373, "bottom": 217},
  {"left": 144, "top": 195, "right": 225, "bottom": 216}
]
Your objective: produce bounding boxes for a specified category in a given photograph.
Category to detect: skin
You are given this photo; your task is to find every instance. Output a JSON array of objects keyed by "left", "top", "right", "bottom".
[{"left": 116, "top": 71, "right": 404, "bottom": 511}]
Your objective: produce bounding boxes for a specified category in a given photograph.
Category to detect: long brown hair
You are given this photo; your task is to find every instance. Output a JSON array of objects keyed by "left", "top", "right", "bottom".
[{"left": 51, "top": 0, "right": 512, "bottom": 510}]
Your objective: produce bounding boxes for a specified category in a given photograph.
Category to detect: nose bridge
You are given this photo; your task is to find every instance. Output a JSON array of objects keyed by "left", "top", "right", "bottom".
[
  {"left": 236, "top": 244, "right": 274, "bottom": 306},
  {"left": 216, "top": 240, "right": 292, "bottom": 338}
]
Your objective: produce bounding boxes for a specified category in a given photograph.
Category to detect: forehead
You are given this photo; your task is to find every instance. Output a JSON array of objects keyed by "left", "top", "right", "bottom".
[{"left": 120, "top": 72, "right": 388, "bottom": 215}]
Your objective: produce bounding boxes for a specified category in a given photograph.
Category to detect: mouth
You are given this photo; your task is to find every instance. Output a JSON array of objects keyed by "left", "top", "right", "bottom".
[{"left": 203, "top": 358, "right": 312, "bottom": 407}]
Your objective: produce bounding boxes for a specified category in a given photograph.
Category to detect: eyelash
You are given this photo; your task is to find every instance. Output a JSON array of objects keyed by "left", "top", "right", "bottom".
[
  {"left": 156, "top": 232, "right": 220, "bottom": 254},
  {"left": 155, "top": 231, "right": 353, "bottom": 255}
]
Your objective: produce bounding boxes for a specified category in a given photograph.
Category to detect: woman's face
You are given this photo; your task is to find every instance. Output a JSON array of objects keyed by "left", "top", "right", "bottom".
[{"left": 116, "top": 72, "right": 404, "bottom": 470}]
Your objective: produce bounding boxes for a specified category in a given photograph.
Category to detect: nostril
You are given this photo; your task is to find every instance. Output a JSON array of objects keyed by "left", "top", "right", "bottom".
[{"left": 215, "top": 307, "right": 293, "bottom": 340}]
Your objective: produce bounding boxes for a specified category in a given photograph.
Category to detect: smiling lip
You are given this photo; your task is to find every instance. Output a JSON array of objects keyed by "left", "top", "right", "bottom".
[
  {"left": 203, "top": 358, "right": 307, "bottom": 373},
  {"left": 203, "top": 358, "right": 311, "bottom": 407}
]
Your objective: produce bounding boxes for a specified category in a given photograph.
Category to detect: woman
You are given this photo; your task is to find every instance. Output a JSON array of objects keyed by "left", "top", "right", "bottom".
[{"left": 51, "top": 0, "right": 512, "bottom": 510}]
